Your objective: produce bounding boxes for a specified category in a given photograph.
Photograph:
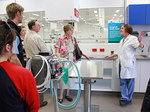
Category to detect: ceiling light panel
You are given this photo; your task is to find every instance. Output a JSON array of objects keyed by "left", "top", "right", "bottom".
[
  {"left": 94, "top": 10, "right": 97, "bottom": 13},
  {"left": 32, "top": 13, "right": 39, "bottom": 16},
  {"left": 114, "top": 14, "right": 117, "bottom": 16},
  {"left": 115, "top": 10, "right": 120, "bottom": 13}
]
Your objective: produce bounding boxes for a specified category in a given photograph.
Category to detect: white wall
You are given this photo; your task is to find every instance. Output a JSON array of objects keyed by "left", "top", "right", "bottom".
[
  {"left": 0, "top": 0, "right": 46, "bottom": 14},
  {"left": 78, "top": 43, "right": 120, "bottom": 56},
  {"left": 79, "top": 0, "right": 124, "bottom": 8},
  {"left": 0, "top": 0, "right": 14, "bottom": 14},
  {"left": 127, "top": 0, "right": 150, "bottom": 5},
  {"left": 46, "top": 43, "right": 120, "bottom": 56}
]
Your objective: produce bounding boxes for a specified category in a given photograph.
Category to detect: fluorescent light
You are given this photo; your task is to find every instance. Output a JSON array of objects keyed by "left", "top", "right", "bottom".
[
  {"left": 32, "top": 13, "right": 39, "bottom": 16},
  {"left": 95, "top": 15, "right": 98, "bottom": 17},
  {"left": 116, "top": 10, "right": 120, "bottom": 13},
  {"left": 120, "top": 15, "right": 123, "bottom": 17},
  {"left": 94, "top": 10, "right": 97, "bottom": 13},
  {"left": 41, "top": 24, "right": 44, "bottom": 27},
  {"left": 114, "top": 14, "right": 117, "bottom": 16}
]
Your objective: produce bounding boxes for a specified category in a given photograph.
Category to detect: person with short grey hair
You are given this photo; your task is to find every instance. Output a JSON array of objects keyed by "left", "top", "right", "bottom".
[{"left": 24, "top": 20, "right": 48, "bottom": 107}]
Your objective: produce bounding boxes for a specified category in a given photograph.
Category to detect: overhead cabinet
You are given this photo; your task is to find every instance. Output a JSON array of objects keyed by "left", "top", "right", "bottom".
[
  {"left": 127, "top": 4, "right": 150, "bottom": 25},
  {"left": 45, "top": 0, "right": 79, "bottom": 22}
]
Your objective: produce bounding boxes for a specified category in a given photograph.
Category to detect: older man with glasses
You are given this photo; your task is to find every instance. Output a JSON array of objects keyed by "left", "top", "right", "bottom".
[{"left": 24, "top": 19, "right": 49, "bottom": 107}]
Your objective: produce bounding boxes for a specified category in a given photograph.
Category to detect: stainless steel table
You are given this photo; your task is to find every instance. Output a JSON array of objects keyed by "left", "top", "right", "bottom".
[
  {"left": 69, "top": 60, "right": 103, "bottom": 112},
  {"left": 52, "top": 73, "right": 65, "bottom": 112}
]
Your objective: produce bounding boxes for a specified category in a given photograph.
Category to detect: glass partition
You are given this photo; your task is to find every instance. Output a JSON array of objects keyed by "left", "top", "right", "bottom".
[{"left": 0, "top": 7, "right": 124, "bottom": 43}]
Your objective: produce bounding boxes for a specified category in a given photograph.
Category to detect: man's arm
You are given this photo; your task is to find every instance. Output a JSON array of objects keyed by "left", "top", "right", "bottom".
[
  {"left": 9, "top": 54, "right": 22, "bottom": 66},
  {"left": 37, "top": 37, "right": 48, "bottom": 52}
]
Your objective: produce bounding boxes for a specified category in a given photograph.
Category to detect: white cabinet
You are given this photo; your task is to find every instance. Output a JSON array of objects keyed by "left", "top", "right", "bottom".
[
  {"left": 45, "top": 0, "right": 79, "bottom": 22},
  {"left": 91, "top": 59, "right": 150, "bottom": 92},
  {"left": 134, "top": 61, "right": 141, "bottom": 92},
  {"left": 136, "top": 60, "right": 150, "bottom": 92}
]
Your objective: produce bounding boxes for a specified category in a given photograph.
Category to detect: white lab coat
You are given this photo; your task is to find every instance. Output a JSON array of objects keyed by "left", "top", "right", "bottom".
[{"left": 118, "top": 34, "right": 139, "bottom": 79}]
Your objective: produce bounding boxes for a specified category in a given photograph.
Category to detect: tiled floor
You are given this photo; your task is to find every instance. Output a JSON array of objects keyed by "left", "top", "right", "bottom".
[{"left": 39, "top": 90, "right": 144, "bottom": 112}]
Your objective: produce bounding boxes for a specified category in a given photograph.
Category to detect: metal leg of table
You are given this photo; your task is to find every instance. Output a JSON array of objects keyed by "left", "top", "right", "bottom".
[
  {"left": 53, "top": 80, "right": 59, "bottom": 112},
  {"left": 82, "top": 79, "right": 91, "bottom": 112}
]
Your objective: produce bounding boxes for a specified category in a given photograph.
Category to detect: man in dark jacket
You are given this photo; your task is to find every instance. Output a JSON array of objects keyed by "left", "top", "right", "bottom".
[{"left": 6, "top": 3, "right": 25, "bottom": 67}]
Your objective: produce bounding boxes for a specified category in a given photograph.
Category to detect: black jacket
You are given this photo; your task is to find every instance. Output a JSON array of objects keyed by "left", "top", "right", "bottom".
[{"left": 7, "top": 19, "right": 25, "bottom": 67}]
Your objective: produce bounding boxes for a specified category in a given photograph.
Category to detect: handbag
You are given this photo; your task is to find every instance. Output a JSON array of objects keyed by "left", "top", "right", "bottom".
[{"left": 74, "top": 38, "right": 82, "bottom": 60}]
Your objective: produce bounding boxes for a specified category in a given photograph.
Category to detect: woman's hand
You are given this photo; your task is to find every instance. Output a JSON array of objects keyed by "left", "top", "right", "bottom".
[
  {"left": 104, "top": 54, "right": 117, "bottom": 59},
  {"left": 138, "top": 32, "right": 144, "bottom": 42},
  {"left": 86, "top": 56, "right": 93, "bottom": 60},
  {"left": 82, "top": 53, "right": 93, "bottom": 60},
  {"left": 104, "top": 55, "right": 112, "bottom": 58},
  {"left": 138, "top": 32, "right": 144, "bottom": 48}
]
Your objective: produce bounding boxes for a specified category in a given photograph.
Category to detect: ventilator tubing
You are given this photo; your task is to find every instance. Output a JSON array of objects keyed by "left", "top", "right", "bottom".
[
  {"left": 50, "top": 60, "right": 81, "bottom": 109},
  {"left": 26, "top": 55, "right": 81, "bottom": 109},
  {"left": 26, "top": 55, "right": 51, "bottom": 93}
]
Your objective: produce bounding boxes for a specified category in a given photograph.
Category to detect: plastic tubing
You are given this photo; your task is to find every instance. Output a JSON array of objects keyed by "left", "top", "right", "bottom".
[
  {"left": 26, "top": 55, "right": 51, "bottom": 93},
  {"left": 50, "top": 60, "right": 81, "bottom": 109}
]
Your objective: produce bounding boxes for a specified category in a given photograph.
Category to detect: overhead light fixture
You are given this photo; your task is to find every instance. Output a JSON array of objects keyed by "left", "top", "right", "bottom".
[
  {"left": 114, "top": 14, "right": 117, "bottom": 16},
  {"left": 95, "top": 15, "right": 98, "bottom": 17},
  {"left": 112, "top": 17, "right": 115, "bottom": 19},
  {"left": 116, "top": 10, "right": 120, "bottom": 13},
  {"left": 32, "top": 13, "right": 39, "bottom": 16},
  {"left": 41, "top": 24, "right": 44, "bottom": 27},
  {"left": 94, "top": 10, "right": 97, "bottom": 13},
  {"left": 119, "top": 15, "right": 123, "bottom": 17}
]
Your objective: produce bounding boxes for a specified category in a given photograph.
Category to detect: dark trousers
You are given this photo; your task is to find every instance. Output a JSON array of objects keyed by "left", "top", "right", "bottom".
[{"left": 141, "top": 79, "right": 150, "bottom": 112}]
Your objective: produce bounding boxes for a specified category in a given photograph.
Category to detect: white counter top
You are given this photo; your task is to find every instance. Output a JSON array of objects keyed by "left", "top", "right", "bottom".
[{"left": 81, "top": 55, "right": 150, "bottom": 60}]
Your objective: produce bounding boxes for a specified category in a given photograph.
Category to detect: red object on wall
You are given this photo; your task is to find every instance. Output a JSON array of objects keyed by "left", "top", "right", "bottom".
[
  {"left": 92, "top": 48, "right": 97, "bottom": 52},
  {"left": 74, "top": 8, "right": 79, "bottom": 18},
  {"left": 100, "top": 48, "right": 105, "bottom": 52}
]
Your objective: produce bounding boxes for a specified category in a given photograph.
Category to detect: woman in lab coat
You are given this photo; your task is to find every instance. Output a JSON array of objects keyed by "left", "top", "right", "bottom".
[{"left": 105, "top": 24, "right": 144, "bottom": 106}]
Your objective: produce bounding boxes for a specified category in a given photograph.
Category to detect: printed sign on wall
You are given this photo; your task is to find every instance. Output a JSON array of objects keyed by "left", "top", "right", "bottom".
[{"left": 108, "top": 22, "right": 124, "bottom": 42}]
